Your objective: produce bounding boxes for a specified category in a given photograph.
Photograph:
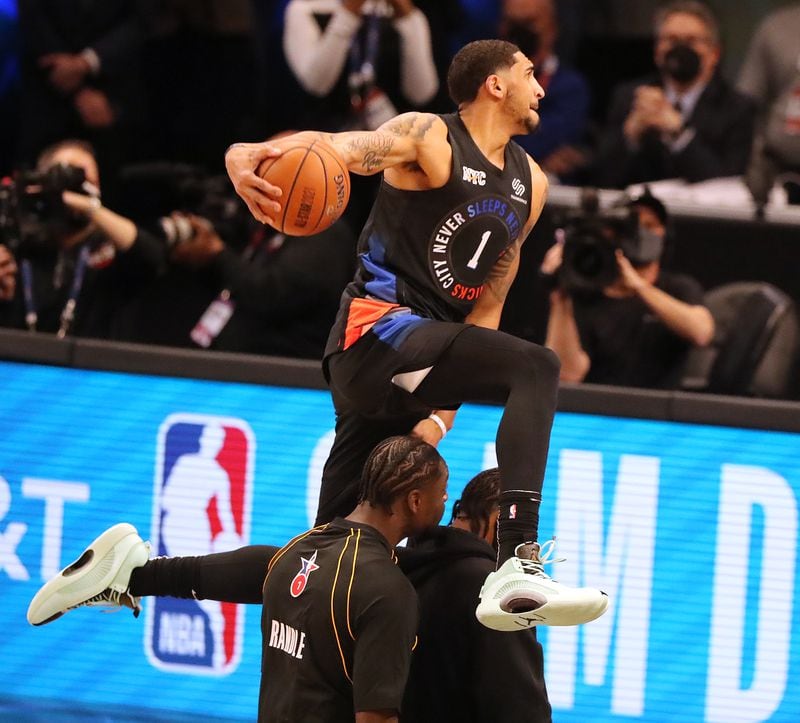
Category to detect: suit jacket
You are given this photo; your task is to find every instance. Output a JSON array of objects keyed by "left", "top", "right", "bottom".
[
  {"left": 593, "top": 71, "right": 756, "bottom": 188},
  {"left": 16, "top": 0, "right": 144, "bottom": 161}
]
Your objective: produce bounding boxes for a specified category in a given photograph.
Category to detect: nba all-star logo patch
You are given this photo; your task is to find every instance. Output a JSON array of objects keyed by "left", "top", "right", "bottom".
[{"left": 290, "top": 550, "right": 320, "bottom": 597}]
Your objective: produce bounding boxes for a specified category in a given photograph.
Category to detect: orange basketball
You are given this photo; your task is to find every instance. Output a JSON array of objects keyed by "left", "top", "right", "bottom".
[{"left": 256, "top": 137, "right": 351, "bottom": 236}]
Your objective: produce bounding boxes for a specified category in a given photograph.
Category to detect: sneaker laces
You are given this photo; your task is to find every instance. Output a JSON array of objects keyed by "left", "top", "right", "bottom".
[
  {"left": 70, "top": 589, "right": 142, "bottom": 617},
  {"left": 518, "top": 538, "right": 566, "bottom": 579}
]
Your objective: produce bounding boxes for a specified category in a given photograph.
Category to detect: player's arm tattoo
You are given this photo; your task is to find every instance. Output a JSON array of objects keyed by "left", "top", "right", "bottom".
[
  {"left": 305, "top": 130, "right": 393, "bottom": 173},
  {"left": 345, "top": 133, "right": 396, "bottom": 173},
  {"left": 351, "top": 113, "right": 437, "bottom": 173},
  {"left": 482, "top": 240, "right": 521, "bottom": 304},
  {"left": 381, "top": 113, "right": 438, "bottom": 174},
  {"left": 381, "top": 112, "right": 437, "bottom": 140},
  {"left": 325, "top": 113, "right": 438, "bottom": 174}
]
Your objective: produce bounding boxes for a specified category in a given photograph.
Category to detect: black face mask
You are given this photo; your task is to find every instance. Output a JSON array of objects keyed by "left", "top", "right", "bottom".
[
  {"left": 662, "top": 43, "right": 701, "bottom": 84},
  {"left": 504, "top": 23, "right": 541, "bottom": 59}
]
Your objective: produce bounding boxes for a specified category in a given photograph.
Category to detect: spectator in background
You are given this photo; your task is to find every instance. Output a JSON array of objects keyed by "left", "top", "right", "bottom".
[
  {"left": 0, "top": 0, "right": 20, "bottom": 176},
  {"left": 138, "top": 0, "right": 259, "bottom": 173},
  {"left": 573, "top": 0, "right": 659, "bottom": 127},
  {"left": 16, "top": 0, "right": 144, "bottom": 203},
  {"left": 446, "top": 0, "right": 501, "bottom": 59},
  {"left": 282, "top": 0, "right": 441, "bottom": 229},
  {"left": 0, "top": 140, "right": 165, "bottom": 339},
  {"left": 737, "top": 3, "right": 800, "bottom": 208},
  {"left": 499, "top": 0, "right": 591, "bottom": 183},
  {"left": 591, "top": 1, "right": 755, "bottom": 190},
  {"left": 282, "top": 0, "right": 439, "bottom": 132},
  {"left": 137, "top": 212, "right": 357, "bottom": 358},
  {"left": 543, "top": 189, "right": 714, "bottom": 389},
  {"left": 401, "top": 467, "right": 552, "bottom": 723}
]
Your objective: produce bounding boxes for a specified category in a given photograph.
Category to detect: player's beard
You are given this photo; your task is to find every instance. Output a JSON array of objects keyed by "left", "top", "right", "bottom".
[
  {"left": 505, "top": 89, "right": 540, "bottom": 135},
  {"left": 523, "top": 113, "right": 540, "bottom": 134}
]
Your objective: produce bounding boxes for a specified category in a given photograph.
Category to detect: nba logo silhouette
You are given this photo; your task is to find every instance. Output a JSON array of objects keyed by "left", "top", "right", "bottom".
[{"left": 145, "top": 413, "right": 255, "bottom": 675}]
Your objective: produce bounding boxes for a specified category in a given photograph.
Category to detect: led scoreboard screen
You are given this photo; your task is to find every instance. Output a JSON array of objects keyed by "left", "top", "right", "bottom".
[{"left": 0, "top": 359, "right": 797, "bottom": 722}]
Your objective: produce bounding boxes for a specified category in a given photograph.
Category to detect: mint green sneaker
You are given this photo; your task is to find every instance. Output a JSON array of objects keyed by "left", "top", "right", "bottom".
[
  {"left": 476, "top": 540, "right": 608, "bottom": 631},
  {"left": 27, "top": 523, "right": 150, "bottom": 626}
]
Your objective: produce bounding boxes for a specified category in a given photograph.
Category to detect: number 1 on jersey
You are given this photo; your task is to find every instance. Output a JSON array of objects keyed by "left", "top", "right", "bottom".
[{"left": 467, "top": 230, "right": 492, "bottom": 270}]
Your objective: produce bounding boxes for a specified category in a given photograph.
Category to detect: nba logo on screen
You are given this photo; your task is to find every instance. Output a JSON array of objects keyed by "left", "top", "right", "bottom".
[{"left": 145, "top": 413, "right": 255, "bottom": 675}]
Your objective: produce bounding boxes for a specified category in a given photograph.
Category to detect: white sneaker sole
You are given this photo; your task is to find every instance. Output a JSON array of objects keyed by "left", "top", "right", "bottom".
[
  {"left": 476, "top": 589, "right": 609, "bottom": 631},
  {"left": 475, "top": 557, "right": 610, "bottom": 631},
  {"left": 27, "top": 523, "right": 148, "bottom": 626}
]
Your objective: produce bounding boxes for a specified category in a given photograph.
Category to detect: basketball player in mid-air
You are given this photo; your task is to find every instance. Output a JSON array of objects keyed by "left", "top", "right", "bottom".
[{"left": 226, "top": 39, "right": 607, "bottom": 630}]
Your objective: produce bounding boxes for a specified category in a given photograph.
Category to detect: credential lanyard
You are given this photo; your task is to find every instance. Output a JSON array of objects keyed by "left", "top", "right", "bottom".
[
  {"left": 20, "top": 259, "right": 37, "bottom": 331},
  {"left": 349, "top": 12, "right": 382, "bottom": 100},
  {"left": 57, "top": 245, "right": 90, "bottom": 338},
  {"left": 21, "top": 247, "right": 90, "bottom": 335}
]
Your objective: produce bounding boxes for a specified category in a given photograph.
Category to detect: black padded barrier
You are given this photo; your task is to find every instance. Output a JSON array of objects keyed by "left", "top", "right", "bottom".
[{"left": 1, "top": 328, "right": 799, "bottom": 433}]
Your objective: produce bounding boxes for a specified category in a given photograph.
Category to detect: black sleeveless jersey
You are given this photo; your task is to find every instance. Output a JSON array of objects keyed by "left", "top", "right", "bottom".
[{"left": 326, "top": 112, "right": 533, "bottom": 356}]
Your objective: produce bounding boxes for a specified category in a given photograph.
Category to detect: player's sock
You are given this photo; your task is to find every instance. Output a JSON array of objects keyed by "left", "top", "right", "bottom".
[
  {"left": 130, "top": 546, "right": 269, "bottom": 603},
  {"left": 497, "top": 489, "right": 541, "bottom": 565}
]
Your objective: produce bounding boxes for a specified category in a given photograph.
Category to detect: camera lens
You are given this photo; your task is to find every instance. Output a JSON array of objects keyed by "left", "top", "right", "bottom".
[
  {"left": 159, "top": 215, "right": 194, "bottom": 247},
  {"left": 561, "top": 234, "right": 619, "bottom": 293},
  {"left": 572, "top": 243, "right": 605, "bottom": 277}
]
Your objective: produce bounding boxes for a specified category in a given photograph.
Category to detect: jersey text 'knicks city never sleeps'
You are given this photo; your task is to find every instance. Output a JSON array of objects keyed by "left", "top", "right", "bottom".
[{"left": 328, "top": 112, "right": 533, "bottom": 355}]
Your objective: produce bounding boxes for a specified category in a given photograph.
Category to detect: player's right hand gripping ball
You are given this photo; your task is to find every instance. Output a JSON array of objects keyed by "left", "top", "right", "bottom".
[{"left": 256, "top": 137, "right": 351, "bottom": 236}]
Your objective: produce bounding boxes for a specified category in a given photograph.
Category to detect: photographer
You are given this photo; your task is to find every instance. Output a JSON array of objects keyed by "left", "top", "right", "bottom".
[
  {"left": 543, "top": 190, "right": 714, "bottom": 389},
  {"left": 0, "top": 139, "right": 165, "bottom": 338},
  {"left": 132, "top": 211, "right": 357, "bottom": 358}
]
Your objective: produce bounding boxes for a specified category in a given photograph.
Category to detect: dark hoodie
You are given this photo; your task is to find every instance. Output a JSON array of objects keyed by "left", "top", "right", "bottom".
[{"left": 398, "top": 526, "right": 552, "bottom": 723}]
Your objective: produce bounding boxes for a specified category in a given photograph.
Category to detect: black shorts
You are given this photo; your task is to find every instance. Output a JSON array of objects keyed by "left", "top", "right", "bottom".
[{"left": 325, "top": 319, "right": 469, "bottom": 420}]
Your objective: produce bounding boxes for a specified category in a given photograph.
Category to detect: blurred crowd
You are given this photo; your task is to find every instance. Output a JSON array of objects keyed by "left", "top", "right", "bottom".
[{"left": 0, "top": 0, "right": 799, "bottom": 398}]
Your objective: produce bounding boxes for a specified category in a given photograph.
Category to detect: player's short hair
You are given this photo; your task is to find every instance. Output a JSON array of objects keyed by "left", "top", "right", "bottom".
[
  {"left": 654, "top": 1, "right": 720, "bottom": 46},
  {"left": 359, "top": 436, "right": 447, "bottom": 512},
  {"left": 450, "top": 468, "right": 500, "bottom": 536},
  {"left": 447, "top": 39, "right": 520, "bottom": 106}
]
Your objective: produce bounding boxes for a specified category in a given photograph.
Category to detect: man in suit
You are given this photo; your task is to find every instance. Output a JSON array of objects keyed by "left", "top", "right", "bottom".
[
  {"left": 16, "top": 0, "right": 144, "bottom": 202},
  {"left": 591, "top": 0, "right": 755, "bottom": 189},
  {"left": 499, "top": 0, "right": 592, "bottom": 183}
]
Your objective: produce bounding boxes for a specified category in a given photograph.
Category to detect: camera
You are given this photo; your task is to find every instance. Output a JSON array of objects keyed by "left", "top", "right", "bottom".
[
  {"left": 0, "top": 164, "right": 91, "bottom": 255},
  {"left": 558, "top": 188, "right": 665, "bottom": 293},
  {"left": 119, "top": 163, "right": 249, "bottom": 248}
]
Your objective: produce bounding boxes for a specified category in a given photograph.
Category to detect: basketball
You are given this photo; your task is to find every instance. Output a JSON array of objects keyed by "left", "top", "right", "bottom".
[{"left": 256, "top": 137, "right": 351, "bottom": 236}]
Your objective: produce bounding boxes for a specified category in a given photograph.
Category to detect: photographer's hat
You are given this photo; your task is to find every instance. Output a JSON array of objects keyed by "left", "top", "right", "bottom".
[{"left": 628, "top": 187, "right": 669, "bottom": 227}]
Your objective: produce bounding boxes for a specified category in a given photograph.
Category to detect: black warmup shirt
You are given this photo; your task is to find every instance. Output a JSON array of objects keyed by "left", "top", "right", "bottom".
[
  {"left": 573, "top": 271, "right": 705, "bottom": 389},
  {"left": 400, "top": 527, "right": 551, "bottom": 723},
  {"left": 325, "top": 111, "right": 533, "bottom": 358},
  {"left": 259, "top": 518, "right": 418, "bottom": 723}
]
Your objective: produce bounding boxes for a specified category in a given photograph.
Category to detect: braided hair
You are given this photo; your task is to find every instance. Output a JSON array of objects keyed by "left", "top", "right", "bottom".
[
  {"left": 358, "top": 436, "right": 446, "bottom": 512},
  {"left": 450, "top": 468, "right": 500, "bottom": 536}
]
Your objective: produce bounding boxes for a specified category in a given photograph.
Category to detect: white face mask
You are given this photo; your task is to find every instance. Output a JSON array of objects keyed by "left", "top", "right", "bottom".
[{"left": 625, "top": 226, "right": 665, "bottom": 265}]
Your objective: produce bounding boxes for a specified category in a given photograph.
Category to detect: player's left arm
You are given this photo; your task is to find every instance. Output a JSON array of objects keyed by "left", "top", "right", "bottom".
[{"left": 465, "top": 158, "right": 548, "bottom": 330}]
